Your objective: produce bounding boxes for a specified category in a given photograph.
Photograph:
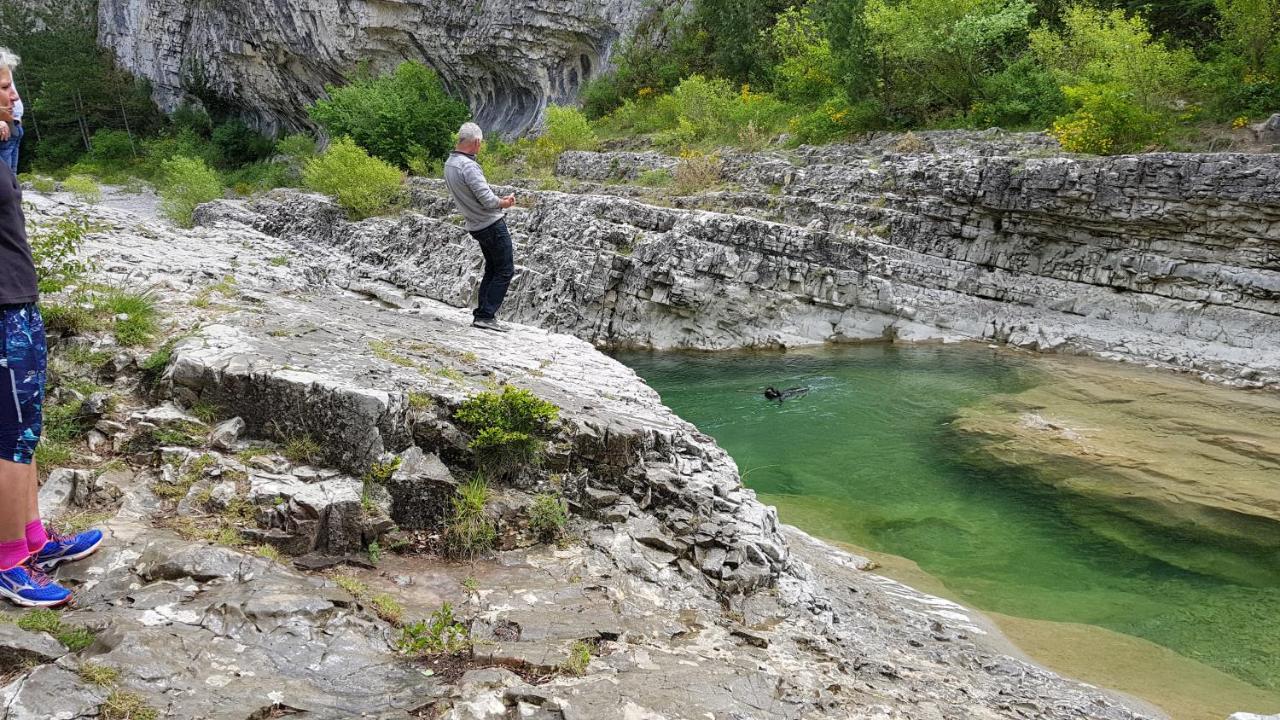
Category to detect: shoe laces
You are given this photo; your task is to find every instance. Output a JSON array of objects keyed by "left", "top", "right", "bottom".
[
  {"left": 44, "top": 524, "right": 70, "bottom": 546},
  {"left": 22, "top": 560, "right": 56, "bottom": 588}
]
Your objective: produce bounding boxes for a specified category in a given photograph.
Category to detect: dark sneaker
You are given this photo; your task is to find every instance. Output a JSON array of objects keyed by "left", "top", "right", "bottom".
[
  {"left": 32, "top": 528, "right": 104, "bottom": 572},
  {"left": 471, "top": 318, "right": 508, "bottom": 332},
  {"left": 0, "top": 563, "right": 72, "bottom": 608}
]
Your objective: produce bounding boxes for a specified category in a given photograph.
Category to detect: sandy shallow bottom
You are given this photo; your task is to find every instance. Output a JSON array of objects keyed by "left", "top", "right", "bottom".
[{"left": 854, "top": 544, "right": 1280, "bottom": 720}]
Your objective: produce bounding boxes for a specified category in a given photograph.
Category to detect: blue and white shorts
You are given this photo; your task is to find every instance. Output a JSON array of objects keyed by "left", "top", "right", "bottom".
[{"left": 0, "top": 304, "right": 46, "bottom": 464}]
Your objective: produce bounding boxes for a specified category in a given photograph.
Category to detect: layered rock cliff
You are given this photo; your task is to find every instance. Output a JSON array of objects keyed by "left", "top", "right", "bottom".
[
  {"left": 93, "top": 0, "right": 649, "bottom": 135},
  {"left": 217, "top": 131, "right": 1280, "bottom": 388}
]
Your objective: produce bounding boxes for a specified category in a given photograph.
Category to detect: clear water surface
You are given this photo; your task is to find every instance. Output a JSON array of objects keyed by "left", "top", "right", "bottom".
[{"left": 615, "top": 344, "right": 1280, "bottom": 694}]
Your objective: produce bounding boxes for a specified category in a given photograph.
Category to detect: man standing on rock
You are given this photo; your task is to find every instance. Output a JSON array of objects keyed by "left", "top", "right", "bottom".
[
  {"left": 0, "top": 52, "right": 103, "bottom": 608},
  {"left": 444, "top": 122, "right": 517, "bottom": 332}
]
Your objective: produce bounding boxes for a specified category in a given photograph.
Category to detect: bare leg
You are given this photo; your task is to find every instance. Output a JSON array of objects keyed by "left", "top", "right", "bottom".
[
  {"left": 0, "top": 458, "right": 29, "bottom": 544},
  {"left": 25, "top": 459, "right": 38, "bottom": 527}
]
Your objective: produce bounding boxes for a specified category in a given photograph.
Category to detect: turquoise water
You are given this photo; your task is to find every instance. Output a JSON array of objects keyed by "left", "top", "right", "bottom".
[{"left": 616, "top": 344, "right": 1280, "bottom": 694}]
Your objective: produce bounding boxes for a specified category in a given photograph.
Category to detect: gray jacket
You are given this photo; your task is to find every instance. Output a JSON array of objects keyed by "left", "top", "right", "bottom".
[{"left": 444, "top": 151, "right": 504, "bottom": 232}]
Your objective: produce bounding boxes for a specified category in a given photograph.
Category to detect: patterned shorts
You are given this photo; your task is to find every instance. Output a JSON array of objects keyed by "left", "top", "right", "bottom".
[{"left": 0, "top": 304, "right": 46, "bottom": 464}]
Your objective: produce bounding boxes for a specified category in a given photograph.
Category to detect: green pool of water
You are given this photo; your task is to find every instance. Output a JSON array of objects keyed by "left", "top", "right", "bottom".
[{"left": 616, "top": 344, "right": 1280, "bottom": 694}]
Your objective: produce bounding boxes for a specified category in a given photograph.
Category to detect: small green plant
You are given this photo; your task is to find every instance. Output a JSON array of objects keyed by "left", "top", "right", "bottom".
[
  {"left": 528, "top": 493, "right": 568, "bottom": 542},
  {"left": 370, "top": 592, "right": 403, "bottom": 625},
  {"left": 29, "top": 212, "right": 94, "bottom": 292},
  {"left": 62, "top": 175, "right": 102, "bottom": 204},
  {"left": 95, "top": 287, "right": 159, "bottom": 346},
  {"left": 407, "top": 392, "right": 434, "bottom": 410},
  {"left": 253, "top": 544, "right": 282, "bottom": 562},
  {"left": 396, "top": 603, "right": 470, "bottom": 655},
  {"left": 30, "top": 175, "right": 58, "bottom": 193},
  {"left": 461, "top": 576, "right": 479, "bottom": 595},
  {"left": 17, "top": 608, "right": 60, "bottom": 634},
  {"left": 367, "top": 540, "right": 383, "bottom": 564},
  {"left": 18, "top": 609, "right": 95, "bottom": 651},
  {"left": 454, "top": 387, "right": 559, "bottom": 475},
  {"left": 159, "top": 155, "right": 223, "bottom": 227},
  {"left": 78, "top": 662, "right": 120, "bottom": 686},
  {"left": 101, "top": 689, "right": 158, "bottom": 720},
  {"left": 444, "top": 475, "right": 497, "bottom": 559},
  {"left": 635, "top": 169, "right": 673, "bottom": 188},
  {"left": 268, "top": 255, "right": 289, "bottom": 267},
  {"left": 282, "top": 435, "right": 321, "bottom": 464},
  {"left": 561, "top": 640, "right": 592, "bottom": 676},
  {"left": 140, "top": 337, "right": 179, "bottom": 379},
  {"left": 302, "top": 136, "right": 405, "bottom": 219},
  {"left": 334, "top": 573, "right": 370, "bottom": 598}
]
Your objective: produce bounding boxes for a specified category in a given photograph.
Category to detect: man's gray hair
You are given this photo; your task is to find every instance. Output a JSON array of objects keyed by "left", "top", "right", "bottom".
[
  {"left": 458, "top": 122, "right": 483, "bottom": 143},
  {"left": 0, "top": 48, "right": 20, "bottom": 72}
]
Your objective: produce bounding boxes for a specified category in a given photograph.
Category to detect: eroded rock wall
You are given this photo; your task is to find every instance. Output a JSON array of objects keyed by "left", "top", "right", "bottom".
[{"left": 94, "top": 0, "right": 649, "bottom": 135}]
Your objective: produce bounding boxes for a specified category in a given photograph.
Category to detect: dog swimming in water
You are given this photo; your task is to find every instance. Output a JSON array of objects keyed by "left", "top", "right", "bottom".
[{"left": 764, "top": 386, "right": 809, "bottom": 402}]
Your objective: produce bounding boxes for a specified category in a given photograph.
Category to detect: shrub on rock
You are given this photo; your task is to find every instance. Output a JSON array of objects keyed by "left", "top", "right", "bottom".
[
  {"left": 159, "top": 155, "right": 223, "bottom": 227},
  {"left": 308, "top": 61, "right": 470, "bottom": 168},
  {"left": 303, "top": 137, "right": 405, "bottom": 219},
  {"left": 454, "top": 387, "right": 560, "bottom": 475}
]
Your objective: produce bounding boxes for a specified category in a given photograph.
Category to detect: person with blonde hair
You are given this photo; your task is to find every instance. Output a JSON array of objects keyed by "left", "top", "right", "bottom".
[
  {"left": 0, "top": 49, "right": 23, "bottom": 172},
  {"left": 0, "top": 50, "right": 104, "bottom": 607}
]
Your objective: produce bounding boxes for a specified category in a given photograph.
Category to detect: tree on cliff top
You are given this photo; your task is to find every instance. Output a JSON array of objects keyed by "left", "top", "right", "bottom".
[{"left": 308, "top": 62, "right": 470, "bottom": 170}]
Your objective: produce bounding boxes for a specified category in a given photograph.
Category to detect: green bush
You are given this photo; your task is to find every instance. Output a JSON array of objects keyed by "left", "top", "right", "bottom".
[
  {"left": 529, "top": 106, "right": 599, "bottom": 169},
  {"left": 455, "top": 387, "right": 560, "bottom": 474},
  {"left": 967, "top": 55, "right": 1066, "bottom": 129},
  {"left": 88, "top": 129, "right": 136, "bottom": 165},
  {"left": 29, "top": 212, "right": 93, "bottom": 292},
  {"left": 604, "top": 75, "right": 792, "bottom": 147},
  {"left": 62, "top": 175, "right": 102, "bottom": 204},
  {"left": 581, "top": 73, "right": 626, "bottom": 120},
  {"left": 302, "top": 137, "right": 405, "bottom": 219},
  {"left": 223, "top": 161, "right": 292, "bottom": 195},
  {"left": 308, "top": 62, "right": 470, "bottom": 168},
  {"left": 788, "top": 96, "right": 883, "bottom": 144},
  {"left": 444, "top": 475, "right": 497, "bottom": 559},
  {"left": 865, "top": 0, "right": 1036, "bottom": 124},
  {"left": 159, "top": 155, "right": 223, "bottom": 227},
  {"left": 1216, "top": 0, "right": 1280, "bottom": 74},
  {"left": 1050, "top": 83, "right": 1168, "bottom": 154},
  {"left": 210, "top": 119, "right": 275, "bottom": 167},
  {"left": 769, "top": 5, "right": 839, "bottom": 104},
  {"left": 28, "top": 175, "right": 58, "bottom": 193},
  {"left": 1032, "top": 5, "right": 1195, "bottom": 153},
  {"left": 139, "top": 129, "right": 218, "bottom": 180},
  {"left": 528, "top": 492, "right": 568, "bottom": 542}
]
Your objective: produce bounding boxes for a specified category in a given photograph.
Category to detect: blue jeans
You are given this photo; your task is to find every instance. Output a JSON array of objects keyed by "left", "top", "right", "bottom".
[
  {"left": 470, "top": 218, "right": 514, "bottom": 321},
  {"left": 0, "top": 124, "right": 22, "bottom": 174}
]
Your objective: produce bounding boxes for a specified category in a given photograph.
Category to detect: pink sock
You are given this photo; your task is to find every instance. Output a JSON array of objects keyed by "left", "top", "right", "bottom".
[
  {"left": 26, "top": 521, "right": 48, "bottom": 553},
  {"left": 0, "top": 539, "right": 30, "bottom": 571}
]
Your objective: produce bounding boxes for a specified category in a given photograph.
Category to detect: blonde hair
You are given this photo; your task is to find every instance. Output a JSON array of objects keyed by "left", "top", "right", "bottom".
[{"left": 0, "top": 48, "right": 20, "bottom": 72}]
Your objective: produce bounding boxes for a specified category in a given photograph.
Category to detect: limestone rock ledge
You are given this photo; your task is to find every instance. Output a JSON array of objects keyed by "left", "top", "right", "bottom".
[
  {"left": 0, "top": 192, "right": 1159, "bottom": 719},
  {"left": 210, "top": 132, "right": 1280, "bottom": 388}
]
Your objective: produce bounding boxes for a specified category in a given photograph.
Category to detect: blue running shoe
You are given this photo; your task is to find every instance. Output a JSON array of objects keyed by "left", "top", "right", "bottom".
[
  {"left": 0, "top": 563, "right": 72, "bottom": 607},
  {"left": 32, "top": 528, "right": 104, "bottom": 572}
]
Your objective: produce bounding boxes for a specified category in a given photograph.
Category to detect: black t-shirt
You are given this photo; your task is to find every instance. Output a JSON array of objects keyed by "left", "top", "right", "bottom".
[{"left": 0, "top": 161, "right": 37, "bottom": 305}]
